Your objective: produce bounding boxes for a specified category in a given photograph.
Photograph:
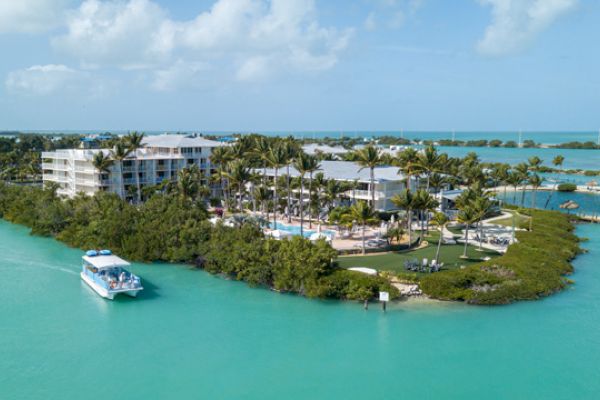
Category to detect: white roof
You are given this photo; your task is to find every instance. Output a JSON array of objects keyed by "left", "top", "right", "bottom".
[
  {"left": 83, "top": 254, "right": 131, "bottom": 269},
  {"left": 302, "top": 144, "right": 350, "bottom": 155},
  {"left": 348, "top": 267, "right": 378, "bottom": 276},
  {"left": 263, "top": 160, "right": 404, "bottom": 183},
  {"left": 143, "top": 134, "right": 224, "bottom": 148}
]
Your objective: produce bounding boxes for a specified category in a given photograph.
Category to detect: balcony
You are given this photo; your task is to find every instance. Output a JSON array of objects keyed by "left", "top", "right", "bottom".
[
  {"left": 344, "top": 189, "right": 387, "bottom": 200},
  {"left": 42, "top": 162, "right": 70, "bottom": 171}
]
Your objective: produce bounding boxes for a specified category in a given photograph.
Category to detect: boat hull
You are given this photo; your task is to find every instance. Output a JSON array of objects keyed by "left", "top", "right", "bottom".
[{"left": 80, "top": 272, "right": 143, "bottom": 300}]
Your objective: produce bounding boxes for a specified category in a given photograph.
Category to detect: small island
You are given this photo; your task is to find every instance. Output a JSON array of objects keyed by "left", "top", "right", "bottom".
[{"left": 0, "top": 132, "right": 588, "bottom": 305}]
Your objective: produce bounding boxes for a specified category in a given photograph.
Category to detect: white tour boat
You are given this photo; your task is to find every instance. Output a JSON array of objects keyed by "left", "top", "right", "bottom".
[{"left": 80, "top": 250, "right": 143, "bottom": 300}]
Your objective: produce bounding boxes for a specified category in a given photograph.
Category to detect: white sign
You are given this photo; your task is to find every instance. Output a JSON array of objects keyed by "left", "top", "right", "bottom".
[{"left": 379, "top": 291, "right": 389, "bottom": 302}]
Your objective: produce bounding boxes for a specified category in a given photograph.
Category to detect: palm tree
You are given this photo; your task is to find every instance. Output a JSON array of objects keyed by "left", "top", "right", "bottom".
[
  {"left": 504, "top": 172, "right": 520, "bottom": 205},
  {"left": 527, "top": 156, "right": 543, "bottom": 172},
  {"left": 92, "top": 151, "right": 113, "bottom": 190},
  {"left": 304, "top": 155, "right": 321, "bottom": 229},
  {"left": 428, "top": 172, "right": 448, "bottom": 195},
  {"left": 391, "top": 189, "right": 415, "bottom": 248},
  {"left": 125, "top": 131, "right": 145, "bottom": 203},
  {"left": 457, "top": 206, "right": 477, "bottom": 258},
  {"left": 266, "top": 143, "right": 288, "bottom": 229},
  {"left": 552, "top": 155, "right": 565, "bottom": 172},
  {"left": 491, "top": 164, "right": 510, "bottom": 199},
  {"left": 224, "top": 160, "right": 252, "bottom": 212},
  {"left": 253, "top": 136, "right": 271, "bottom": 183},
  {"left": 283, "top": 137, "right": 299, "bottom": 223},
  {"left": 472, "top": 196, "right": 494, "bottom": 251},
  {"left": 431, "top": 212, "right": 449, "bottom": 265},
  {"left": 395, "top": 147, "right": 420, "bottom": 192},
  {"left": 529, "top": 174, "right": 544, "bottom": 209},
  {"left": 177, "top": 165, "right": 200, "bottom": 201},
  {"left": 293, "top": 152, "right": 312, "bottom": 236},
  {"left": 349, "top": 201, "right": 377, "bottom": 255},
  {"left": 110, "top": 142, "right": 131, "bottom": 199},
  {"left": 312, "top": 172, "right": 327, "bottom": 226},
  {"left": 353, "top": 145, "right": 382, "bottom": 207},
  {"left": 210, "top": 146, "right": 233, "bottom": 209},
  {"left": 514, "top": 162, "right": 530, "bottom": 207},
  {"left": 545, "top": 155, "right": 565, "bottom": 209},
  {"left": 417, "top": 145, "right": 446, "bottom": 190},
  {"left": 253, "top": 185, "right": 271, "bottom": 219},
  {"left": 415, "top": 189, "right": 439, "bottom": 237}
]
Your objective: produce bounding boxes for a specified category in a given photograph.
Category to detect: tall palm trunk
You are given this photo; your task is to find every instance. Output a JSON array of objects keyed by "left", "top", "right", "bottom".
[
  {"left": 299, "top": 176, "right": 305, "bottom": 236},
  {"left": 435, "top": 226, "right": 443, "bottom": 264},
  {"left": 238, "top": 183, "right": 243, "bottom": 212},
  {"left": 463, "top": 225, "right": 470, "bottom": 258},
  {"left": 119, "top": 160, "right": 125, "bottom": 199},
  {"left": 370, "top": 167, "right": 375, "bottom": 207},
  {"left": 286, "top": 165, "right": 291, "bottom": 223},
  {"left": 361, "top": 223, "right": 366, "bottom": 255},
  {"left": 273, "top": 168, "right": 279, "bottom": 229},
  {"left": 532, "top": 188, "right": 537, "bottom": 209},
  {"left": 135, "top": 159, "right": 141, "bottom": 203},
  {"left": 308, "top": 171, "right": 313, "bottom": 229},
  {"left": 478, "top": 220, "right": 484, "bottom": 251},
  {"left": 406, "top": 209, "right": 412, "bottom": 248}
]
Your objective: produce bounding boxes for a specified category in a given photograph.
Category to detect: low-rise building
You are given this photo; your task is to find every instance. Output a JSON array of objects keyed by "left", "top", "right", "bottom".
[
  {"left": 42, "top": 134, "right": 224, "bottom": 199},
  {"left": 262, "top": 160, "right": 412, "bottom": 211}
]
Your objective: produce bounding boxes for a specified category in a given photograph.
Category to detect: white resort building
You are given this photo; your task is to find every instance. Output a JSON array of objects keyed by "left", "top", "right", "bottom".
[
  {"left": 262, "top": 160, "right": 413, "bottom": 211},
  {"left": 42, "top": 135, "right": 224, "bottom": 199}
]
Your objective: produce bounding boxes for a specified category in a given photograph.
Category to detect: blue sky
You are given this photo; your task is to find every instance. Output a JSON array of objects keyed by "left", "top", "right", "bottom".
[{"left": 0, "top": 0, "right": 598, "bottom": 132}]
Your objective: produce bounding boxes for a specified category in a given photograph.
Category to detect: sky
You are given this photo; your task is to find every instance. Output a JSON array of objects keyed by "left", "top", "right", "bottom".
[{"left": 0, "top": 0, "right": 598, "bottom": 132}]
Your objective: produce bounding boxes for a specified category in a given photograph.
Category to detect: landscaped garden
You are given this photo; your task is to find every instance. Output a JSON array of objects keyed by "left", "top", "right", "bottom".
[{"left": 336, "top": 231, "right": 500, "bottom": 275}]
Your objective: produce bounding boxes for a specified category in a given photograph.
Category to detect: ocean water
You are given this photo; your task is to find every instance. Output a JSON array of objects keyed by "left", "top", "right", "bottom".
[
  {"left": 1, "top": 218, "right": 600, "bottom": 399},
  {"left": 20, "top": 130, "right": 600, "bottom": 170},
  {"left": 439, "top": 146, "right": 600, "bottom": 171},
  {"left": 495, "top": 190, "right": 600, "bottom": 215},
  {"left": 17, "top": 129, "right": 600, "bottom": 144}
]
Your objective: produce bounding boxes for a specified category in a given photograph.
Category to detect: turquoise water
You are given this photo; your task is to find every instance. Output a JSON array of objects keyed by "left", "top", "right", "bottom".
[
  {"left": 1, "top": 219, "right": 600, "bottom": 399},
  {"left": 19, "top": 129, "right": 600, "bottom": 145},
  {"left": 269, "top": 222, "right": 335, "bottom": 238},
  {"left": 439, "top": 146, "right": 600, "bottom": 171},
  {"left": 495, "top": 190, "right": 600, "bottom": 215}
]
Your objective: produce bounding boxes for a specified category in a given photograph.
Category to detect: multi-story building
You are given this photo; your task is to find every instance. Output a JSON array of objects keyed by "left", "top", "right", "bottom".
[
  {"left": 262, "top": 160, "right": 413, "bottom": 211},
  {"left": 42, "top": 135, "right": 225, "bottom": 199}
]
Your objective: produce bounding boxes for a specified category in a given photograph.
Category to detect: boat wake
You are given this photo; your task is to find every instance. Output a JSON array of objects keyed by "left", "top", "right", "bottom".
[{"left": 0, "top": 257, "right": 78, "bottom": 276}]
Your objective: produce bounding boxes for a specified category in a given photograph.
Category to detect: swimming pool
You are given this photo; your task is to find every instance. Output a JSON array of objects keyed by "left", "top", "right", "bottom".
[{"left": 268, "top": 222, "right": 336, "bottom": 238}]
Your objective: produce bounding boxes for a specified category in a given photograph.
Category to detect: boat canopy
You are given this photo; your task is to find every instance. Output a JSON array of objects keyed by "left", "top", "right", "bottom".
[{"left": 82, "top": 254, "right": 131, "bottom": 269}]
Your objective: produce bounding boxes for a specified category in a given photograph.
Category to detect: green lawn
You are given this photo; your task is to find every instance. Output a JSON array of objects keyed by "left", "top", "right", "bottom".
[{"left": 337, "top": 238, "right": 499, "bottom": 275}]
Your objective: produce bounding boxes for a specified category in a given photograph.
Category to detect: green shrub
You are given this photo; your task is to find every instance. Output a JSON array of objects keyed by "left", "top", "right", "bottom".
[
  {"left": 557, "top": 183, "right": 577, "bottom": 192},
  {"left": 420, "top": 210, "right": 581, "bottom": 305}
]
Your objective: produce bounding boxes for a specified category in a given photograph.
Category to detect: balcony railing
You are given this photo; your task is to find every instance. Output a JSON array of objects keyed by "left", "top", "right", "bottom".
[
  {"left": 42, "top": 163, "right": 70, "bottom": 171},
  {"left": 344, "top": 189, "right": 387, "bottom": 200}
]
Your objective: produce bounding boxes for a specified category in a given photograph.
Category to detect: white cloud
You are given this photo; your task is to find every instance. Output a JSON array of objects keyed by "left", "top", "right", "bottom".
[
  {"left": 5, "top": 64, "right": 105, "bottom": 96},
  {"left": 52, "top": 0, "right": 172, "bottom": 69},
  {"left": 477, "top": 0, "right": 578, "bottom": 56},
  {"left": 0, "top": 0, "right": 71, "bottom": 34},
  {"left": 364, "top": 12, "right": 377, "bottom": 31},
  {"left": 51, "top": 0, "right": 352, "bottom": 81},
  {"left": 236, "top": 56, "right": 272, "bottom": 81},
  {"left": 151, "top": 60, "right": 210, "bottom": 91},
  {"left": 366, "top": 0, "right": 423, "bottom": 30}
]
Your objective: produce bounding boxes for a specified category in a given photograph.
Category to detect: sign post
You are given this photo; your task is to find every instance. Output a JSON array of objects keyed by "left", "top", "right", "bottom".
[{"left": 379, "top": 291, "right": 389, "bottom": 312}]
